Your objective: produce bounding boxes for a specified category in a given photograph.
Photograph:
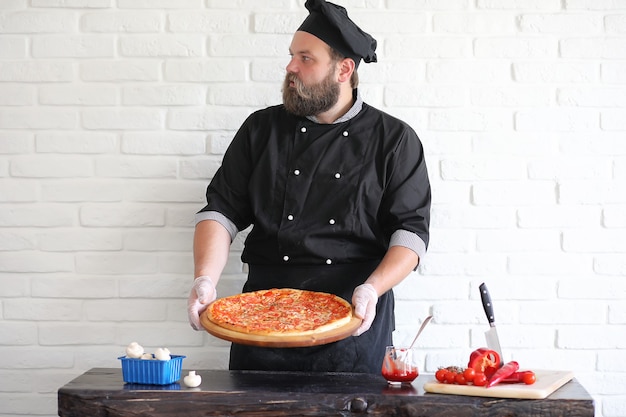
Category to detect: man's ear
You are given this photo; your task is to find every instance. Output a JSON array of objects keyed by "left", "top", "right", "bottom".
[{"left": 337, "top": 58, "right": 355, "bottom": 83}]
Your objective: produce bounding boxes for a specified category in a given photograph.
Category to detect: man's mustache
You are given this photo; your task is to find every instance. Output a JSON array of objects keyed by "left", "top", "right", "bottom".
[{"left": 285, "top": 73, "right": 311, "bottom": 99}]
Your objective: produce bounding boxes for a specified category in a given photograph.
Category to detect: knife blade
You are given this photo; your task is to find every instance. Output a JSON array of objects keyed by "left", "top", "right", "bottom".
[{"left": 479, "top": 282, "right": 503, "bottom": 362}]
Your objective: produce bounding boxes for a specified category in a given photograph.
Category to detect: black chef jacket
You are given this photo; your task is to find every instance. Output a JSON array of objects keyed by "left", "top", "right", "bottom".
[{"left": 199, "top": 98, "right": 431, "bottom": 373}]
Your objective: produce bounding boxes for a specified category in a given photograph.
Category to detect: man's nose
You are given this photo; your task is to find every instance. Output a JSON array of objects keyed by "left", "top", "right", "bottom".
[{"left": 286, "top": 57, "right": 298, "bottom": 73}]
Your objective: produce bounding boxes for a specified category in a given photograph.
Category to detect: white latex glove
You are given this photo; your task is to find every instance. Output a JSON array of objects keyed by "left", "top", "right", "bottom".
[
  {"left": 187, "top": 276, "right": 217, "bottom": 331},
  {"left": 352, "top": 283, "right": 378, "bottom": 336}
]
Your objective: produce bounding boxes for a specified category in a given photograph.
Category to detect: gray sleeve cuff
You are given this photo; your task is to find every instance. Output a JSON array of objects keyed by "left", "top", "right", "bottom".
[
  {"left": 194, "top": 211, "right": 238, "bottom": 242},
  {"left": 389, "top": 229, "right": 427, "bottom": 266}
]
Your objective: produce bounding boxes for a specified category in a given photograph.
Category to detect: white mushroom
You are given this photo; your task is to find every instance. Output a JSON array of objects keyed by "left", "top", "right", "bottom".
[
  {"left": 140, "top": 353, "right": 153, "bottom": 360},
  {"left": 183, "top": 371, "right": 202, "bottom": 388},
  {"left": 125, "top": 342, "right": 144, "bottom": 359},
  {"left": 154, "top": 347, "right": 171, "bottom": 361}
]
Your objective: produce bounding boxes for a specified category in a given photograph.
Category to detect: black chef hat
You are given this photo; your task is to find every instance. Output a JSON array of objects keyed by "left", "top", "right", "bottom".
[{"left": 297, "top": 0, "right": 377, "bottom": 68}]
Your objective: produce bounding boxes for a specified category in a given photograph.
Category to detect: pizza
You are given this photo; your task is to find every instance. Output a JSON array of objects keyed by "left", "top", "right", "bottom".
[{"left": 206, "top": 288, "right": 354, "bottom": 336}]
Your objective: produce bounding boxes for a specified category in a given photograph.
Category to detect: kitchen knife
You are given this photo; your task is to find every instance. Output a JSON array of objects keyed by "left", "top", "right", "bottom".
[{"left": 479, "top": 282, "right": 503, "bottom": 362}]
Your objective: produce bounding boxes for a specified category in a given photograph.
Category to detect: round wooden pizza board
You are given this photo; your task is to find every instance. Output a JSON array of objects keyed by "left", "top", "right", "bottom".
[{"left": 200, "top": 309, "right": 362, "bottom": 348}]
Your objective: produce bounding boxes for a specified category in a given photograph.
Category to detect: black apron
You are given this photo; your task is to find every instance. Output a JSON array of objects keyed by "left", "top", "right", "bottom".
[{"left": 228, "top": 260, "right": 394, "bottom": 374}]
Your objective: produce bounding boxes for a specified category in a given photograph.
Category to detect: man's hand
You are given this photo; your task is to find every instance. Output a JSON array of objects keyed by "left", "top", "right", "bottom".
[
  {"left": 187, "top": 276, "right": 217, "bottom": 330},
  {"left": 352, "top": 283, "right": 378, "bottom": 336}
]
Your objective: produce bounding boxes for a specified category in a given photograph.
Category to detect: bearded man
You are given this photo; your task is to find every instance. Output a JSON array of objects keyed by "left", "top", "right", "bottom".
[{"left": 187, "top": 0, "right": 431, "bottom": 373}]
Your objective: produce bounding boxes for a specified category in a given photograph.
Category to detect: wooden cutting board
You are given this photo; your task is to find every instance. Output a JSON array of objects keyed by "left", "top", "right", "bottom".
[
  {"left": 200, "top": 310, "right": 362, "bottom": 348},
  {"left": 423, "top": 370, "right": 574, "bottom": 399}
]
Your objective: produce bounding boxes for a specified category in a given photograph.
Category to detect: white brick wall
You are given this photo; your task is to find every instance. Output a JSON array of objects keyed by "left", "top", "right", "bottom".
[{"left": 0, "top": 1, "right": 624, "bottom": 416}]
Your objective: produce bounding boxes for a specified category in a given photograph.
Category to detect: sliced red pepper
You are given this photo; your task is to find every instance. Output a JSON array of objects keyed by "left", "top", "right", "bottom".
[
  {"left": 467, "top": 348, "right": 501, "bottom": 373},
  {"left": 501, "top": 370, "right": 536, "bottom": 385},
  {"left": 486, "top": 361, "right": 519, "bottom": 388}
]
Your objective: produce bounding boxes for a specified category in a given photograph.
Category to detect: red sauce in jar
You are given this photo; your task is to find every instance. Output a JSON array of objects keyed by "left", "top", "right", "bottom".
[{"left": 382, "top": 367, "right": 419, "bottom": 383}]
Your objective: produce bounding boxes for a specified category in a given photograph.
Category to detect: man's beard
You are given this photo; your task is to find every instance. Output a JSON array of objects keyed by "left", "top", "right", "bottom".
[{"left": 282, "top": 68, "right": 340, "bottom": 117}]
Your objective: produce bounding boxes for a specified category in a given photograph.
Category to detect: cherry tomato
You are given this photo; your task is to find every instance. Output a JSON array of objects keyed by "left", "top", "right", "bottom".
[
  {"left": 455, "top": 373, "right": 467, "bottom": 385},
  {"left": 463, "top": 367, "right": 475, "bottom": 383},
  {"left": 445, "top": 370, "right": 456, "bottom": 384},
  {"left": 435, "top": 368, "right": 447, "bottom": 382},
  {"left": 472, "top": 372, "right": 488, "bottom": 387},
  {"left": 522, "top": 371, "right": 536, "bottom": 385}
]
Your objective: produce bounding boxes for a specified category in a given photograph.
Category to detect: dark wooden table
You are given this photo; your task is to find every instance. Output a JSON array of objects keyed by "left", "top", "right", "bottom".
[{"left": 58, "top": 368, "right": 594, "bottom": 417}]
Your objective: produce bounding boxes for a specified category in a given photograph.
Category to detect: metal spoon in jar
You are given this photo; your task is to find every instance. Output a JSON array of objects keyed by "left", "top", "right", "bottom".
[{"left": 408, "top": 315, "right": 433, "bottom": 350}]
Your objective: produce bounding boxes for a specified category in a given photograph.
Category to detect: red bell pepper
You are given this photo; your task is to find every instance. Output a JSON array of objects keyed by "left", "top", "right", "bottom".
[
  {"left": 467, "top": 348, "right": 501, "bottom": 373},
  {"left": 486, "top": 361, "right": 520, "bottom": 388}
]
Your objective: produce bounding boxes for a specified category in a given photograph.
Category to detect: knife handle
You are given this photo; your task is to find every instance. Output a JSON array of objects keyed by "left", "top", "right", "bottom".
[{"left": 479, "top": 283, "right": 496, "bottom": 326}]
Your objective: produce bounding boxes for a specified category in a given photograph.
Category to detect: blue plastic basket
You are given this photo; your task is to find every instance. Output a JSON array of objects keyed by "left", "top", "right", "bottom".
[{"left": 118, "top": 355, "right": 185, "bottom": 385}]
